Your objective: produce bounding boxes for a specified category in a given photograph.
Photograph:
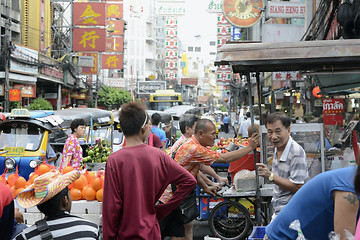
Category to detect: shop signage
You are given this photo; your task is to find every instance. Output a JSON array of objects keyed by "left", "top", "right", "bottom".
[
  {"left": 14, "top": 85, "right": 36, "bottom": 98},
  {"left": 217, "top": 71, "right": 231, "bottom": 82},
  {"left": 157, "top": 2, "right": 186, "bottom": 15},
  {"left": 217, "top": 25, "right": 231, "bottom": 35},
  {"left": 106, "top": 3, "right": 123, "bottom": 19},
  {"left": 272, "top": 71, "right": 303, "bottom": 81},
  {"left": 103, "top": 78, "right": 125, "bottom": 88},
  {"left": 208, "top": 0, "right": 223, "bottom": 13},
  {"left": 166, "top": 28, "right": 178, "bottom": 38},
  {"left": 266, "top": 1, "right": 305, "bottom": 19},
  {"left": 323, "top": 99, "right": 344, "bottom": 114},
  {"left": 181, "top": 78, "right": 198, "bottom": 85},
  {"left": 105, "top": 37, "right": 124, "bottom": 52},
  {"left": 9, "top": 89, "right": 21, "bottom": 101},
  {"left": 138, "top": 81, "right": 166, "bottom": 94},
  {"left": 217, "top": 36, "right": 231, "bottom": 47},
  {"left": 10, "top": 43, "right": 38, "bottom": 75},
  {"left": 166, "top": 17, "right": 178, "bottom": 27},
  {"left": 165, "top": 49, "right": 178, "bottom": 58},
  {"left": 72, "top": 56, "right": 94, "bottom": 68},
  {"left": 73, "top": 2, "right": 105, "bottom": 26},
  {"left": 101, "top": 54, "right": 123, "bottom": 69},
  {"left": 73, "top": 28, "right": 106, "bottom": 52},
  {"left": 217, "top": 13, "right": 229, "bottom": 24},
  {"left": 106, "top": 20, "right": 124, "bottom": 36},
  {"left": 323, "top": 114, "right": 343, "bottom": 125},
  {"left": 70, "top": 92, "right": 86, "bottom": 100},
  {"left": 223, "top": 0, "right": 264, "bottom": 28},
  {"left": 81, "top": 52, "right": 98, "bottom": 74},
  {"left": 165, "top": 70, "right": 178, "bottom": 80},
  {"left": 165, "top": 59, "right": 178, "bottom": 69},
  {"left": 166, "top": 39, "right": 178, "bottom": 48}
]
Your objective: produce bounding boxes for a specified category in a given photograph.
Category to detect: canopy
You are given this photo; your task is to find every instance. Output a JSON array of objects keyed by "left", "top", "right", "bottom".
[{"left": 215, "top": 39, "right": 360, "bottom": 94}]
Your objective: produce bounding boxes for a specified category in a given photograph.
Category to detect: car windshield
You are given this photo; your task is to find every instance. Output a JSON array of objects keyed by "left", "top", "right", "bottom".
[{"left": 0, "top": 124, "right": 43, "bottom": 151}]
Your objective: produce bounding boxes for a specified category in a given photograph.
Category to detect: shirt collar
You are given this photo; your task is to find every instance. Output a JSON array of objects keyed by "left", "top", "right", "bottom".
[{"left": 274, "top": 136, "right": 293, "bottom": 162}]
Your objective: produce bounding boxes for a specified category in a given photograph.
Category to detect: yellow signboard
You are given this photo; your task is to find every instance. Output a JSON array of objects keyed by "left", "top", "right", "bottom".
[{"left": 4, "top": 147, "right": 25, "bottom": 157}]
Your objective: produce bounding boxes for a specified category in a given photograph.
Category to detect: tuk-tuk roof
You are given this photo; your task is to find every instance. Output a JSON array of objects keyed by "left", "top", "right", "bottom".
[
  {"left": 52, "top": 108, "right": 114, "bottom": 128},
  {"left": 146, "top": 110, "right": 172, "bottom": 124}
]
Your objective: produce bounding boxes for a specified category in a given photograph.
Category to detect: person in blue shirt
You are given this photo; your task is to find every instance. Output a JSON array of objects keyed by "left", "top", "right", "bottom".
[
  {"left": 222, "top": 114, "right": 230, "bottom": 133},
  {"left": 151, "top": 113, "right": 167, "bottom": 150},
  {"left": 265, "top": 166, "right": 360, "bottom": 240}
]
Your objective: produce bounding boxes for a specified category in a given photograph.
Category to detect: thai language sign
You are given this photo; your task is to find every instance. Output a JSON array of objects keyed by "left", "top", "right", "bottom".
[{"left": 323, "top": 99, "right": 344, "bottom": 114}]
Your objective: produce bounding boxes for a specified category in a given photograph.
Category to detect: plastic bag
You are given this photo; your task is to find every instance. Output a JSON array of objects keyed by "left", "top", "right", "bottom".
[
  {"left": 328, "top": 230, "right": 354, "bottom": 240},
  {"left": 234, "top": 170, "right": 256, "bottom": 192},
  {"left": 289, "top": 220, "right": 306, "bottom": 240}
]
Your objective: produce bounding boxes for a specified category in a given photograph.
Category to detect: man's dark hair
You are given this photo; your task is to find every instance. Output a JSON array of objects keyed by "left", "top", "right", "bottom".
[
  {"left": 246, "top": 112, "right": 251, "bottom": 118},
  {"left": 265, "top": 112, "right": 291, "bottom": 128},
  {"left": 119, "top": 102, "right": 147, "bottom": 137},
  {"left": 151, "top": 113, "right": 162, "bottom": 126},
  {"left": 71, "top": 119, "right": 86, "bottom": 133},
  {"left": 179, "top": 114, "right": 198, "bottom": 134},
  {"left": 37, "top": 187, "right": 68, "bottom": 217},
  {"left": 195, "top": 119, "right": 213, "bottom": 134}
]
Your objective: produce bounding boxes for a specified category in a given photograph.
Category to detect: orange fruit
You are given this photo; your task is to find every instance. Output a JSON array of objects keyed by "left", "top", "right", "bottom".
[
  {"left": 96, "top": 188, "right": 103, "bottom": 202},
  {"left": 15, "top": 187, "right": 25, "bottom": 197},
  {"left": 0, "top": 175, "right": 7, "bottom": 185},
  {"left": 14, "top": 177, "right": 26, "bottom": 189},
  {"left": 62, "top": 165, "right": 75, "bottom": 174},
  {"left": 85, "top": 171, "right": 95, "bottom": 184},
  {"left": 38, "top": 164, "right": 51, "bottom": 175},
  {"left": 70, "top": 188, "right": 82, "bottom": 201},
  {"left": 7, "top": 174, "right": 19, "bottom": 187},
  {"left": 28, "top": 173, "right": 39, "bottom": 185},
  {"left": 73, "top": 175, "right": 87, "bottom": 190},
  {"left": 91, "top": 177, "right": 103, "bottom": 192},
  {"left": 84, "top": 187, "right": 96, "bottom": 201}
]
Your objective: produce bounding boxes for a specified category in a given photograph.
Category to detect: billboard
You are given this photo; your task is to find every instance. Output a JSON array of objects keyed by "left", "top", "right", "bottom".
[
  {"left": 73, "top": 28, "right": 106, "bottom": 52},
  {"left": 101, "top": 54, "right": 123, "bottom": 69},
  {"left": 137, "top": 81, "right": 166, "bottom": 94},
  {"left": 106, "top": 3, "right": 123, "bottom": 19},
  {"left": 73, "top": 2, "right": 106, "bottom": 26},
  {"left": 81, "top": 52, "right": 98, "bottom": 75},
  {"left": 10, "top": 43, "right": 38, "bottom": 75},
  {"left": 106, "top": 20, "right": 124, "bottom": 36},
  {"left": 223, "top": 0, "right": 264, "bottom": 27},
  {"left": 105, "top": 37, "right": 124, "bottom": 52},
  {"left": 266, "top": 1, "right": 305, "bottom": 18}
]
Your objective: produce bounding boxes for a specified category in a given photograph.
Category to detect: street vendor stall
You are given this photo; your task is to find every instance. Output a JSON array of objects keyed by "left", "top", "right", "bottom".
[{"left": 212, "top": 39, "right": 360, "bottom": 239}]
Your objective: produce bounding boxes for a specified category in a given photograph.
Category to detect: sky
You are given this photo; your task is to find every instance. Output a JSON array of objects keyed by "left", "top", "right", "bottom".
[{"left": 177, "top": 0, "right": 218, "bottom": 42}]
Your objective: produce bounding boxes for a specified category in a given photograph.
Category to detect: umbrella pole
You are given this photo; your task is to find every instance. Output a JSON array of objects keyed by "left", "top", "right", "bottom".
[{"left": 246, "top": 71, "right": 262, "bottom": 226}]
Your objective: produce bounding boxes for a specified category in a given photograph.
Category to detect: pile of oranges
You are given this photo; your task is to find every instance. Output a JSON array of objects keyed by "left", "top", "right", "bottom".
[{"left": 0, "top": 161, "right": 104, "bottom": 202}]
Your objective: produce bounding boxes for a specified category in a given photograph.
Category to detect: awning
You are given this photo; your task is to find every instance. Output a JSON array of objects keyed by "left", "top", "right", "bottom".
[
  {"left": 215, "top": 39, "right": 360, "bottom": 94},
  {"left": 0, "top": 72, "right": 37, "bottom": 84}
]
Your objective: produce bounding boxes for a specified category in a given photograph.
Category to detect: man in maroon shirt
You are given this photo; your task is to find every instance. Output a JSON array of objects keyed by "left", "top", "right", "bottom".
[{"left": 103, "top": 102, "right": 196, "bottom": 240}]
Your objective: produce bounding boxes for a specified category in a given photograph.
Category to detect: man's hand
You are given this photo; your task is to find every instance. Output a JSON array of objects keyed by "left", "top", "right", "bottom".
[
  {"left": 204, "top": 185, "right": 218, "bottom": 197},
  {"left": 256, "top": 163, "right": 271, "bottom": 179},
  {"left": 248, "top": 133, "right": 260, "bottom": 149},
  {"left": 217, "top": 177, "right": 228, "bottom": 188}
]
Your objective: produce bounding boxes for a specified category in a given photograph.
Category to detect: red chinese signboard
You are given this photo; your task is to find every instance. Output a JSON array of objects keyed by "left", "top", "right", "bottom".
[
  {"left": 223, "top": 0, "right": 265, "bottom": 27},
  {"left": 73, "top": 28, "right": 106, "bottom": 52},
  {"left": 73, "top": 3, "right": 106, "bottom": 26},
  {"left": 14, "top": 85, "right": 36, "bottom": 98},
  {"left": 9, "top": 89, "right": 21, "bottom": 101},
  {"left": 106, "top": 3, "right": 123, "bottom": 18},
  {"left": 323, "top": 114, "right": 343, "bottom": 125},
  {"left": 106, "top": 20, "right": 124, "bottom": 36},
  {"left": 181, "top": 78, "right": 198, "bottom": 85},
  {"left": 322, "top": 99, "right": 344, "bottom": 114},
  {"left": 81, "top": 52, "right": 98, "bottom": 75},
  {"left": 101, "top": 54, "right": 123, "bottom": 69},
  {"left": 105, "top": 37, "right": 124, "bottom": 52}
]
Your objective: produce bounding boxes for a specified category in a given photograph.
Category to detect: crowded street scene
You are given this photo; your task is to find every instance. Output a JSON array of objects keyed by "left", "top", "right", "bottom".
[{"left": 2, "top": 0, "right": 360, "bottom": 239}]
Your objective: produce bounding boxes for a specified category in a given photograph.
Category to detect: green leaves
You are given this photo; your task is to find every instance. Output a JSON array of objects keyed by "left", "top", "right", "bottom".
[
  {"left": 28, "top": 98, "right": 53, "bottom": 110},
  {"left": 98, "top": 86, "right": 131, "bottom": 109}
]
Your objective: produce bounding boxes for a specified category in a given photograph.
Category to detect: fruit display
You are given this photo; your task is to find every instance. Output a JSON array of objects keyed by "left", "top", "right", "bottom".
[
  {"left": 83, "top": 139, "right": 113, "bottom": 163},
  {"left": 212, "top": 137, "right": 260, "bottom": 153},
  {"left": 1, "top": 161, "right": 104, "bottom": 202}
]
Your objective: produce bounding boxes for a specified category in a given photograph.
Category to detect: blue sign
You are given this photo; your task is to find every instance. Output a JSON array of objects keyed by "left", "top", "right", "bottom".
[{"left": 232, "top": 27, "right": 242, "bottom": 41}]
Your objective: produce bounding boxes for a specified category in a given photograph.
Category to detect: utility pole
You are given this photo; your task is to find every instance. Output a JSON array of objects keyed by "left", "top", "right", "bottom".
[{"left": 4, "top": 18, "right": 11, "bottom": 112}]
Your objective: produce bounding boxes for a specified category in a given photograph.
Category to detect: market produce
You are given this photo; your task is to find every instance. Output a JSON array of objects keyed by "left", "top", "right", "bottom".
[
  {"left": 83, "top": 139, "right": 113, "bottom": 163},
  {"left": 212, "top": 137, "right": 259, "bottom": 153}
]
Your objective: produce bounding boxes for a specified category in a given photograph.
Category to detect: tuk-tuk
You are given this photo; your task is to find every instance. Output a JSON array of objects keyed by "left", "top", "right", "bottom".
[
  {"left": 0, "top": 109, "right": 58, "bottom": 180},
  {"left": 0, "top": 108, "right": 114, "bottom": 180}
]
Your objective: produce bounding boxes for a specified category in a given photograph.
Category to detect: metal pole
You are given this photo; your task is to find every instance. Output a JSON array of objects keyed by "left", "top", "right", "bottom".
[
  {"left": 57, "top": 84, "right": 61, "bottom": 110},
  {"left": 4, "top": 17, "right": 11, "bottom": 112},
  {"left": 246, "top": 71, "right": 262, "bottom": 225},
  {"left": 256, "top": 71, "right": 262, "bottom": 125},
  {"left": 290, "top": 90, "right": 293, "bottom": 119}
]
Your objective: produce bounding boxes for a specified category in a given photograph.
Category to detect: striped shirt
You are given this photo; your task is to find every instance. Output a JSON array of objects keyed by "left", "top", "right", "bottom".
[
  {"left": 271, "top": 136, "right": 308, "bottom": 215},
  {"left": 13, "top": 212, "right": 99, "bottom": 240}
]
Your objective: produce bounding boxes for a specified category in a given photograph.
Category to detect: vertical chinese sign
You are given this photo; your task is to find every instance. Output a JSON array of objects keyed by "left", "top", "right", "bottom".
[
  {"left": 216, "top": 13, "right": 232, "bottom": 84},
  {"left": 322, "top": 99, "right": 344, "bottom": 125},
  {"left": 165, "top": 16, "right": 179, "bottom": 82}
]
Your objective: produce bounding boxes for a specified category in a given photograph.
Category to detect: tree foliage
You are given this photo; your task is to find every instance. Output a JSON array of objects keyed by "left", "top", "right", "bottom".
[
  {"left": 98, "top": 86, "right": 131, "bottom": 109},
  {"left": 28, "top": 98, "right": 53, "bottom": 110}
]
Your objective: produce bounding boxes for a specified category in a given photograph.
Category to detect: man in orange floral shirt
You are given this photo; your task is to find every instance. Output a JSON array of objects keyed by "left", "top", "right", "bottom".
[{"left": 159, "top": 118, "right": 259, "bottom": 239}]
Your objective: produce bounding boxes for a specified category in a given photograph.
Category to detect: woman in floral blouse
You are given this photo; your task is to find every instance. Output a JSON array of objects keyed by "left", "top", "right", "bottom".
[{"left": 60, "top": 118, "right": 86, "bottom": 170}]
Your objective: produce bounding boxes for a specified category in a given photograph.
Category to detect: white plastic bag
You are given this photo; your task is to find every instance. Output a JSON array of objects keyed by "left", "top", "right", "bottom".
[
  {"left": 289, "top": 220, "right": 306, "bottom": 240},
  {"left": 234, "top": 170, "right": 256, "bottom": 192}
]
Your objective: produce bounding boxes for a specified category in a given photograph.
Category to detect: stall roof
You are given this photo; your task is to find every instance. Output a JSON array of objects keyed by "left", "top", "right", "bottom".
[
  {"left": 215, "top": 39, "right": 360, "bottom": 94},
  {"left": 215, "top": 39, "right": 360, "bottom": 73}
]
